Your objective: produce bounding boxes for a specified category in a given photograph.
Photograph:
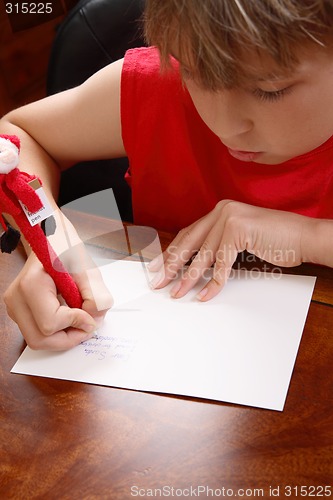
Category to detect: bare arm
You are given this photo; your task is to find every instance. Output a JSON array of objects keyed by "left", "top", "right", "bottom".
[
  {"left": 0, "top": 59, "right": 125, "bottom": 350},
  {"left": 0, "top": 58, "right": 126, "bottom": 201}
]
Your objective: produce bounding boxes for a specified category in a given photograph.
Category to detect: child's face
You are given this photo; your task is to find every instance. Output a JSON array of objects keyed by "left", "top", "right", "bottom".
[{"left": 184, "top": 43, "right": 333, "bottom": 164}]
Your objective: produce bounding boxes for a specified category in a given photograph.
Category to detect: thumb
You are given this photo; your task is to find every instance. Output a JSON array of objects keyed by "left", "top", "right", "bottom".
[
  {"left": 75, "top": 267, "right": 114, "bottom": 323},
  {"left": 66, "top": 306, "right": 98, "bottom": 333}
]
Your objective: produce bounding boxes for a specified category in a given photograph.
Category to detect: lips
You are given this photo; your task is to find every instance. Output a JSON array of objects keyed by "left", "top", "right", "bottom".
[{"left": 227, "top": 148, "right": 261, "bottom": 162}]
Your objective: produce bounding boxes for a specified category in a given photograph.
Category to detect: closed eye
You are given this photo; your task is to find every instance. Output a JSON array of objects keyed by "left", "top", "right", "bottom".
[{"left": 252, "top": 86, "right": 292, "bottom": 102}]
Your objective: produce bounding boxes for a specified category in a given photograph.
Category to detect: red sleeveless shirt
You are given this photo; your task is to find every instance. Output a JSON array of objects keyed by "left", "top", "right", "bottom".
[{"left": 121, "top": 47, "right": 333, "bottom": 232}]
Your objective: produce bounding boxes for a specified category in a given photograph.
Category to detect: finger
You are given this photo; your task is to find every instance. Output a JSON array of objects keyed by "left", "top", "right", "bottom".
[
  {"left": 196, "top": 241, "right": 239, "bottom": 301},
  {"left": 148, "top": 212, "right": 210, "bottom": 274},
  {"left": 33, "top": 297, "right": 97, "bottom": 338},
  {"left": 27, "top": 322, "right": 96, "bottom": 351},
  {"left": 4, "top": 255, "right": 96, "bottom": 350},
  {"left": 147, "top": 251, "right": 166, "bottom": 272},
  {"left": 149, "top": 243, "right": 194, "bottom": 289},
  {"left": 150, "top": 216, "right": 216, "bottom": 289},
  {"left": 170, "top": 237, "right": 218, "bottom": 298},
  {"left": 75, "top": 267, "right": 114, "bottom": 328},
  {"left": 7, "top": 295, "right": 95, "bottom": 351},
  {"left": 33, "top": 329, "right": 96, "bottom": 351},
  {"left": 168, "top": 205, "right": 230, "bottom": 298},
  {"left": 57, "top": 240, "right": 113, "bottom": 322},
  {"left": 20, "top": 270, "right": 97, "bottom": 336},
  {"left": 149, "top": 219, "right": 203, "bottom": 269},
  {"left": 147, "top": 234, "right": 190, "bottom": 274}
]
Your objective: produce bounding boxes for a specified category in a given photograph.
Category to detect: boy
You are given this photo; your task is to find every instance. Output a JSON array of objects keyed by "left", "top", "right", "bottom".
[{"left": 1, "top": 0, "right": 333, "bottom": 350}]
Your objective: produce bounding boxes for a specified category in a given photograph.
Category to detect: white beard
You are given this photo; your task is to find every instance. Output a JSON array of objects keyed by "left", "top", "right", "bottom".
[{"left": 0, "top": 137, "right": 19, "bottom": 174}]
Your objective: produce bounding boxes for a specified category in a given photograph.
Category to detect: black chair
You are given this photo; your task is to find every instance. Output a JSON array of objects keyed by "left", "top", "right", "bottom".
[{"left": 47, "top": 0, "right": 146, "bottom": 221}]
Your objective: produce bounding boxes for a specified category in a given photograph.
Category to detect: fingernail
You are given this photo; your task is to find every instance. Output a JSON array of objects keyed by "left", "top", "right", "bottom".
[
  {"left": 150, "top": 271, "right": 164, "bottom": 289},
  {"left": 196, "top": 287, "right": 208, "bottom": 301},
  {"left": 170, "top": 281, "right": 182, "bottom": 298}
]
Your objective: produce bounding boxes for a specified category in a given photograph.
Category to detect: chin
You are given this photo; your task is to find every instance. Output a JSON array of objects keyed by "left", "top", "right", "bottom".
[{"left": 252, "top": 153, "right": 295, "bottom": 165}]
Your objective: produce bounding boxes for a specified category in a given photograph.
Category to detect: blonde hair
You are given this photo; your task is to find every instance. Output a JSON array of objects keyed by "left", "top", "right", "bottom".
[{"left": 144, "top": 0, "right": 333, "bottom": 89}]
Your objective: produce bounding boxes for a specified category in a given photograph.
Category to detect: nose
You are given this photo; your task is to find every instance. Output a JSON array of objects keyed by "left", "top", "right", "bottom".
[{"left": 216, "top": 89, "right": 253, "bottom": 140}]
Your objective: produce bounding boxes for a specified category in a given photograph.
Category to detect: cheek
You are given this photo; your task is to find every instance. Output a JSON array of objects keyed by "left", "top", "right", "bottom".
[
  {"left": 299, "top": 94, "right": 333, "bottom": 146},
  {"left": 269, "top": 95, "right": 333, "bottom": 151},
  {"left": 186, "top": 84, "right": 221, "bottom": 130}
]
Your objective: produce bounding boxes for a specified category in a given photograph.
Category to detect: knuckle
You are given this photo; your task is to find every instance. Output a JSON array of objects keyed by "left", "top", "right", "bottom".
[
  {"left": 215, "top": 199, "right": 234, "bottom": 211},
  {"left": 211, "top": 275, "right": 224, "bottom": 287},
  {"left": 213, "top": 258, "right": 231, "bottom": 286},
  {"left": 166, "top": 244, "right": 178, "bottom": 255},
  {"left": 215, "top": 252, "right": 227, "bottom": 268},
  {"left": 165, "top": 264, "right": 179, "bottom": 280},
  {"left": 69, "top": 314, "right": 81, "bottom": 329},
  {"left": 178, "top": 228, "right": 192, "bottom": 242},
  {"left": 184, "top": 264, "right": 201, "bottom": 283},
  {"left": 27, "top": 338, "right": 42, "bottom": 351},
  {"left": 212, "top": 276, "right": 223, "bottom": 288},
  {"left": 216, "top": 201, "right": 247, "bottom": 234},
  {"left": 38, "top": 319, "right": 55, "bottom": 336},
  {"left": 70, "top": 310, "right": 92, "bottom": 330},
  {"left": 19, "top": 272, "right": 34, "bottom": 295},
  {"left": 196, "top": 241, "right": 214, "bottom": 265},
  {"left": 223, "top": 212, "right": 243, "bottom": 232},
  {"left": 200, "top": 239, "right": 211, "bottom": 253},
  {"left": 212, "top": 266, "right": 228, "bottom": 287},
  {"left": 217, "top": 199, "right": 240, "bottom": 217}
]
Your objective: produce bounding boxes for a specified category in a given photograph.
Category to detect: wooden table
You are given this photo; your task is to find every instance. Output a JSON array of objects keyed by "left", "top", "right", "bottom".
[{"left": 0, "top": 212, "right": 332, "bottom": 499}]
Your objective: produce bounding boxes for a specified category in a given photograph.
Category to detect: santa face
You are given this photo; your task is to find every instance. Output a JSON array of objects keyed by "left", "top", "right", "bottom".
[{"left": 0, "top": 137, "right": 19, "bottom": 174}]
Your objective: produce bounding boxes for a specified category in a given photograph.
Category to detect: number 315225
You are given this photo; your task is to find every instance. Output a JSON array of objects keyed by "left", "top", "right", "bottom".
[{"left": 5, "top": 3, "right": 53, "bottom": 14}]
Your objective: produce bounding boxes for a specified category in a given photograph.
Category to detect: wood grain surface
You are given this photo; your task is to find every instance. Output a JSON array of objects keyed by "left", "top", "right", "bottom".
[{"left": 0, "top": 215, "right": 332, "bottom": 499}]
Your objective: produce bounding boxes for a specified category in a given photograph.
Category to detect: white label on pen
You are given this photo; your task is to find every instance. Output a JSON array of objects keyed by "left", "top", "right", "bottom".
[{"left": 19, "top": 180, "right": 54, "bottom": 226}]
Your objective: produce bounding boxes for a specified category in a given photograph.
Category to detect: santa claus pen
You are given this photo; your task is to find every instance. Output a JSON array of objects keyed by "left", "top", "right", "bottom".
[{"left": 0, "top": 134, "right": 83, "bottom": 309}]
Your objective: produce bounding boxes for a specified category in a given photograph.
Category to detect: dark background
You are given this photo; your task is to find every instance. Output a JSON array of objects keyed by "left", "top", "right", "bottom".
[{"left": 0, "top": 0, "right": 78, "bottom": 117}]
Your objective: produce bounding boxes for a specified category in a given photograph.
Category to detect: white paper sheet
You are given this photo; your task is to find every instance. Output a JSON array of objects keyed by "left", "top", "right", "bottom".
[{"left": 11, "top": 260, "right": 316, "bottom": 411}]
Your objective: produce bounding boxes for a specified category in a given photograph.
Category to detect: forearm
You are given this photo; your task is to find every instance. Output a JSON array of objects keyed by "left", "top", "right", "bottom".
[
  {"left": 0, "top": 58, "right": 125, "bottom": 210},
  {"left": 0, "top": 113, "right": 63, "bottom": 254},
  {"left": 0, "top": 113, "right": 61, "bottom": 202}
]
